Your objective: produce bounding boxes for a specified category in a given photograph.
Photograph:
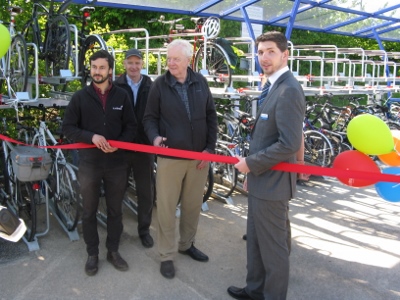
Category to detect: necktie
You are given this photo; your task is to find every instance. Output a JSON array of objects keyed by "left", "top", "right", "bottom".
[{"left": 258, "top": 80, "right": 271, "bottom": 107}]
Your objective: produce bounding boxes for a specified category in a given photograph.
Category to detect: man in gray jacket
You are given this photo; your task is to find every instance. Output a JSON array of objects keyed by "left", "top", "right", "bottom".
[{"left": 228, "top": 31, "right": 306, "bottom": 299}]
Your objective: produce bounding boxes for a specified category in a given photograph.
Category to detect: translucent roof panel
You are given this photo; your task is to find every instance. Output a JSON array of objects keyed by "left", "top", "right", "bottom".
[{"left": 69, "top": 0, "right": 400, "bottom": 42}]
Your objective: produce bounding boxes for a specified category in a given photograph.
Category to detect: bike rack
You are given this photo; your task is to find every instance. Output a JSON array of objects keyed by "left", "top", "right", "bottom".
[
  {"left": 6, "top": 181, "right": 50, "bottom": 251},
  {"left": 47, "top": 199, "right": 80, "bottom": 242}
]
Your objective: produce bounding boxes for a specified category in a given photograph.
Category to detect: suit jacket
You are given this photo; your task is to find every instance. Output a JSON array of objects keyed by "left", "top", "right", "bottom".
[{"left": 246, "top": 70, "right": 305, "bottom": 201}]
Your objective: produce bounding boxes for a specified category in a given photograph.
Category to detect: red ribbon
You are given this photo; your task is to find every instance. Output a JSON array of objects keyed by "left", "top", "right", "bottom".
[{"left": 1, "top": 134, "right": 400, "bottom": 183}]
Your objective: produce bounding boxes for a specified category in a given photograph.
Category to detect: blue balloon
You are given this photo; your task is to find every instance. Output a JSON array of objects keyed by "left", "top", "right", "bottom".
[{"left": 375, "top": 167, "right": 400, "bottom": 202}]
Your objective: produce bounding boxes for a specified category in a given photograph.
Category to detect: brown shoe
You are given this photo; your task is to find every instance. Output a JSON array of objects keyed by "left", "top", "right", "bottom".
[
  {"left": 107, "top": 251, "right": 129, "bottom": 271},
  {"left": 85, "top": 255, "right": 99, "bottom": 276}
]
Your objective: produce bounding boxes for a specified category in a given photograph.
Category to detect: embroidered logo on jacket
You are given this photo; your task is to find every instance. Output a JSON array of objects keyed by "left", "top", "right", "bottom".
[{"left": 113, "top": 105, "right": 123, "bottom": 110}]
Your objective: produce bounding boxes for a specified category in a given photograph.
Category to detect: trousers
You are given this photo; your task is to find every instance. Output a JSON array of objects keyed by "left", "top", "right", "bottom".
[
  {"left": 78, "top": 160, "right": 128, "bottom": 256},
  {"left": 245, "top": 195, "right": 290, "bottom": 300},
  {"left": 155, "top": 157, "right": 208, "bottom": 261},
  {"left": 126, "top": 151, "right": 155, "bottom": 236}
]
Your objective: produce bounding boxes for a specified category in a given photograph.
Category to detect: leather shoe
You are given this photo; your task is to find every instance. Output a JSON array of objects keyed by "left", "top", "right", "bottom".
[
  {"left": 140, "top": 233, "right": 154, "bottom": 248},
  {"left": 107, "top": 251, "right": 129, "bottom": 271},
  {"left": 85, "top": 255, "right": 98, "bottom": 276},
  {"left": 227, "top": 286, "right": 252, "bottom": 300},
  {"left": 160, "top": 260, "right": 175, "bottom": 279},
  {"left": 178, "top": 244, "right": 209, "bottom": 262}
]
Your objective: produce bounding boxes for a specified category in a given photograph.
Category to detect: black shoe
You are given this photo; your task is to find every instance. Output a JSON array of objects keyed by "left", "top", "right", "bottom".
[
  {"left": 85, "top": 255, "right": 99, "bottom": 276},
  {"left": 107, "top": 251, "right": 129, "bottom": 271},
  {"left": 160, "top": 260, "right": 175, "bottom": 279},
  {"left": 227, "top": 286, "right": 252, "bottom": 300},
  {"left": 178, "top": 244, "right": 209, "bottom": 262},
  {"left": 140, "top": 233, "right": 154, "bottom": 248},
  {"left": 242, "top": 234, "right": 247, "bottom": 241}
]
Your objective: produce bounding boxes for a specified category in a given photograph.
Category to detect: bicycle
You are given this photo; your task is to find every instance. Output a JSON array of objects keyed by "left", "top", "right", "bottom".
[
  {"left": 0, "top": 116, "right": 50, "bottom": 242},
  {"left": 63, "top": 1, "right": 108, "bottom": 89},
  {"left": 148, "top": 15, "right": 235, "bottom": 88},
  {"left": 22, "top": 0, "right": 72, "bottom": 81},
  {"left": 0, "top": 2, "right": 28, "bottom": 99},
  {"left": 26, "top": 104, "right": 81, "bottom": 231}
]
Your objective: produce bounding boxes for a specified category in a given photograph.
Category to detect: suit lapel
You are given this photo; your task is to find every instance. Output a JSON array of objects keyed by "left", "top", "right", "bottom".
[{"left": 252, "top": 71, "right": 292, "bottom": 136}]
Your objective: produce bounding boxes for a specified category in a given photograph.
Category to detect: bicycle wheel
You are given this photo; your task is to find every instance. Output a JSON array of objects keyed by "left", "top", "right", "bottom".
[
  {"left": 212, "top": 144, "right": 238, "bottom": 198},
  {"left": 303, "top": 130, "right": 334, "bottom": 167},
  {"left": 79, "top": 34, "right": 107, "bottom": 87},
  {"left": 44, "top": 15, "right": 71, "bottom": 78},
  {"left": 15, "top": 179, "right": 37, "bottom": 242},
  {"left": 203, "top": 163, "right": 214, "bottom": 203},
  {"left": 194, "top": 42, "right": 232, "bottom": 88},
  {"left": 53, "top": 162, "right": 81, "bottom": 231},
  {"left": 8, "top": 34, "right": 28, "bottom": 98}
]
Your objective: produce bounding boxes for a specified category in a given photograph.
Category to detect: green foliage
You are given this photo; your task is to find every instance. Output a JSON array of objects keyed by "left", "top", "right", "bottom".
[{"left": 2, "top": 1, "right": 400, "bottom": 98}]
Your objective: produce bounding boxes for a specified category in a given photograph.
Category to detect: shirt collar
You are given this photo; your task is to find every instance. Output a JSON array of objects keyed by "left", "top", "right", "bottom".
[
  {"left": 267, "top": 66, "right": 289, "bottom": 88},
  {"left": 127, "top": 74, "right": 143, "bottom": 87},
  {"left": 92, "top": 80, "right": 113, "bottom": 94},
  {"left": 170, "top": 70, "right": 191, "bottom": 86}
]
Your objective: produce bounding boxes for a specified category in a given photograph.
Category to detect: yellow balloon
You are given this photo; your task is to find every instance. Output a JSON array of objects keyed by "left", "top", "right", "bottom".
[
  {"left": 347, "top": 114, "right": 394, "bottom": 155},
  {"left": 0, "top": 23, "right": 11, "bottom": 59}
]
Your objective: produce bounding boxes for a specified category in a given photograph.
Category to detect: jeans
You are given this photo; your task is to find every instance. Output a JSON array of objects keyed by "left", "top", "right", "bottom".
[{"left": 78, "top": 160, "right": 128, "bottom": 256}]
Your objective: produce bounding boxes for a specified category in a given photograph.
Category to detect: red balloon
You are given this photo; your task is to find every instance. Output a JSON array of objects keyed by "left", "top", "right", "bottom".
[{"left": 333, "top": 150, "right": 380, "bottom": 187}]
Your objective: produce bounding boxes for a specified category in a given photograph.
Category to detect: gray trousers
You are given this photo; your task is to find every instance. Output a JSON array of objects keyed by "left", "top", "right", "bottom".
[{"left": 245, "top": 195, "right": 290, "bottom": 300}]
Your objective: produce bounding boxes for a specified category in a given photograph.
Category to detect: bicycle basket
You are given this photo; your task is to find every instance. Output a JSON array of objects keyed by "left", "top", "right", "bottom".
[{"left": 11, "top": 146, "right": 53, "bottom": 182}]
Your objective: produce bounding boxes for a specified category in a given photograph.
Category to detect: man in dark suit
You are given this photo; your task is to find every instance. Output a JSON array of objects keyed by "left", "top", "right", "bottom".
[{"left": 227, "top": 31, "right": 306, "bottom": 299}]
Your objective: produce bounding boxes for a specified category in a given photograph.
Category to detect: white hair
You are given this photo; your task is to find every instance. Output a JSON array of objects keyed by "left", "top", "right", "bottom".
[{"left": 167, "top": 39, "right": 193, "bottom": 58}]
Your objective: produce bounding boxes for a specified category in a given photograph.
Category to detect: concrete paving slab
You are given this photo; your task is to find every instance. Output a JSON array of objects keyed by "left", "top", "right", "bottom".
[{"left": 0, "top": 176, "right": 399, "bottom": 300}]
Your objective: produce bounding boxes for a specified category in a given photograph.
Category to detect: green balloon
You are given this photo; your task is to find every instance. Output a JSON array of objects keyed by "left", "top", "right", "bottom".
[
  {"left": 0, "top": 23, "right": 11, "bottom": 59},
  {"left": 347, "top": 114, "right": 394, "bottom": 155}
]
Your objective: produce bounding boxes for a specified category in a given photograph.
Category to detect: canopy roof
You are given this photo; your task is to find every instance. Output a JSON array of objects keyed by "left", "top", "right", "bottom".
[{"left": 69, "top": 0, "right": 400, "bottom": 44}]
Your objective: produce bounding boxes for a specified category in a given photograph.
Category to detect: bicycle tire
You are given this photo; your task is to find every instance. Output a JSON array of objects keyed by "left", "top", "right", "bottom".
[
  {"left": 79, "top": 34, "right": 107, "bottom": 87},
  {"left": 53, "top": 162, "right": 81, "bottom": 231},
  {"left": 15, "top": 179, "right": 37, "bottom": 242},
  {"left": 194, "top": 42, "right": 232, "bottom": 88},
  {"left": 44, "top": 15, "right": 71, "bottom": 78},
  {"left": 21, "top": 20, "right": 38, "bottom": 77},
  {"left": 203, "top": 163, "right": 214, "bottom": 203},
  {"left": 212, "top": 144, "right": 238, "bottom": 198},
  {"left": 1, "top": 147, "right": 15, "bottom": 201},
  {"left": 386, "top": 121, "right": 400, "bottom": 130},
  {"left": 8, "top": 34, "right": 28, "bottom": 97},
  {"left": 303, "top": 130, "right": 334, "bottom": 167}
]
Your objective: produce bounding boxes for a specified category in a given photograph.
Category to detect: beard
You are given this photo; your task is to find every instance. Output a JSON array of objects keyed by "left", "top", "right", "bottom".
[{"left": 91, "top": 74, "right": 109, "bottom": 84}]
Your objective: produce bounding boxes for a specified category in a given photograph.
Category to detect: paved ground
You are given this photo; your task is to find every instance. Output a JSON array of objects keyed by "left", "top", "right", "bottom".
[{"left": 1, "top": 176, "right": 400, "bottom": 300}]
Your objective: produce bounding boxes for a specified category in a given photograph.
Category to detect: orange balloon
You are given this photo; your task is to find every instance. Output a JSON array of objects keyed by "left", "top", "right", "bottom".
[{"left": 378, "top": 131, "right": 400, "bottom": 166}]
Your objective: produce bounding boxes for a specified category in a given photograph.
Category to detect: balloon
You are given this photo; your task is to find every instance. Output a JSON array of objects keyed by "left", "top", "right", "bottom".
[
  {"left": 347, "top": 114, "right": 394, "bottom": 155},
  {"left": 333, "top": 150, "right": 380, "bottom": 187},
  {"left": 0, "top": 23, "right": 11, "bottom": 59},
  {"left": 378, "top": 131, "right": 400, "bottom": 166},
  {"left": 375, "top": 167, "right": 400, "bottom": 202}
]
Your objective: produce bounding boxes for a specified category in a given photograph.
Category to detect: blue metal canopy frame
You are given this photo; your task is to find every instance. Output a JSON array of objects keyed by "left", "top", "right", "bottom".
[{"left": 65, "top": 0, "right": 400, "bottom": 44}]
